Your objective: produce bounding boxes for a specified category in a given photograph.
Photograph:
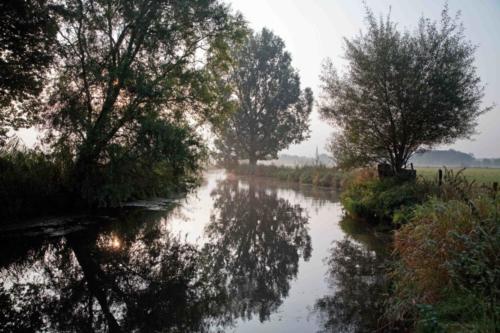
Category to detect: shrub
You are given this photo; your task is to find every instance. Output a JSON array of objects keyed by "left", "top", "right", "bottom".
[
  {"left": 80, "top": 119, "right": 206, "bottom": 206},
  {"left": 340, "top": 177, "right": 435, "bottom": 224}
]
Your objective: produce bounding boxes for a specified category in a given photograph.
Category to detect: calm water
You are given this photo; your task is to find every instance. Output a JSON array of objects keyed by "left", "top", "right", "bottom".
[{"left": 0, "top": 170, "right": 390, "bottom": 332}]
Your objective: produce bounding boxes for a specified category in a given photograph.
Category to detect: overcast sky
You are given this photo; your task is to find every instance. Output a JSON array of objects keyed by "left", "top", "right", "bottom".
[{"left": 225, "top": 0, "right": 500, "bottom": 158}]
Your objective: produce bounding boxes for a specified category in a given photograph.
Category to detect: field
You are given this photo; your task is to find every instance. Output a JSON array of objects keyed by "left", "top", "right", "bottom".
[{"left": 417, "top": 167, "right": 500, "bottom": 184}]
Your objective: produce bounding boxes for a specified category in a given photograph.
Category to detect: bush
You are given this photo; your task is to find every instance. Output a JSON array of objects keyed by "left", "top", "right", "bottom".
[{"left": 341, "top": 177, "right": 435, "bottom": 224}]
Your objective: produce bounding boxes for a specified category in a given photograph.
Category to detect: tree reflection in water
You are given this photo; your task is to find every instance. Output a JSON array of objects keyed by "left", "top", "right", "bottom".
[
  {"left": 313, "top": 222, "right": 392, "bottom": 333},
  {"left": 0, "top": 209, "right": 229, "bottom": 332},
  {"left": 204, "top": 179, "right": 312, "bottom": 322},
  {"left": 0, "top": 178, "right": 312, "bottom": 332}
]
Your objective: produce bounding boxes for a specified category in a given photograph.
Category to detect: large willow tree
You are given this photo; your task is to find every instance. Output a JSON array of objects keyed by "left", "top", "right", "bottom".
[
  {"left": 33, "top": 0, "right": 245, "bottom": 201},
  {"left": 216, "top": 28, "right": 313, "bottom": 166},
  {"left": 320, "top": 7, "right": 489, "bottom": 173}
]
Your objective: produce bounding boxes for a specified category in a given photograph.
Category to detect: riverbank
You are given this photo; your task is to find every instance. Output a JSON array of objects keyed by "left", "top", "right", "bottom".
[
  {"left": 231, "top": 164, "right": 500, "bottom": 189},
  {"left": 229, "top": 164, "right": 347, "bottom": 188},
  {"left": 233, "top": 164, "right": 500, "bottom": 330},
  {"left": 340, "top": 168, "right": 500, "bottom": 331},
  {"left": 0, "top": 148, "right": 201, "bottom": 222}
]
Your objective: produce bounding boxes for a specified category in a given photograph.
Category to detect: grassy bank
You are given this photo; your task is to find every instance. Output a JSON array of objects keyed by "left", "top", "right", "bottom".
[
  {"left": 390, "top": 193, "right": 499, "bottom": 332},
  {"left": 230, "top": 164, "right": 500, "bottom": 190},
  {"left": 230, "top": 164, "right": 346, "bottom": 188},
  {"left": 340, "top": 168, "right": 499, "bottom": 330},
  {"left": 341, "top": 168, "right": 499, "bottom": 224}
]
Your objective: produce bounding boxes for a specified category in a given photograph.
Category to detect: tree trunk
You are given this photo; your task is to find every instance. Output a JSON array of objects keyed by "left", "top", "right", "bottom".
[
  {"left": 67, "top": 234, "right": 122, "bottom": 333},
  {"left": 392, "top": 157, "right": 405, "bottom": 175},
  {"left": 391, "top": 157, "right": 416, "bottom": 181},
  {"left": 248, "top": 155, "right": 257, "bottom": 174},
  {"left": 72, "top": 143, "right": 102, "bottom": 203}
]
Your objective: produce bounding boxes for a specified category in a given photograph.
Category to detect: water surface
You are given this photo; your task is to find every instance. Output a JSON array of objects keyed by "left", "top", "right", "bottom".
[{"left": 0, "top": 170, "right": 390, "bottom": 332}]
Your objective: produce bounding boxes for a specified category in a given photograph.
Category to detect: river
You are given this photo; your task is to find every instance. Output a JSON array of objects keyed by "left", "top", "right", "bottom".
[{"left": 0, "top": 169, "right": 391, "bottom": 332}]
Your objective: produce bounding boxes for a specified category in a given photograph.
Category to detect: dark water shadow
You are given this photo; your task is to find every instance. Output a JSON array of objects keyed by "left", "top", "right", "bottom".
[{"left": 0, "top": 208, "right": 231, "bottom": 332}]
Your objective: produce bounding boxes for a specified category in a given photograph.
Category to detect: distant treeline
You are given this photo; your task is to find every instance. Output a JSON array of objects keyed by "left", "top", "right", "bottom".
[
  {"left": 410, "top": 149, "right": 500, "bottom": 168},
  {"left": 260, "top": 154, "right": 334, "bottom": 167},
  {"left": 261, "top": 150, "right": 500, "bottom": 168}
]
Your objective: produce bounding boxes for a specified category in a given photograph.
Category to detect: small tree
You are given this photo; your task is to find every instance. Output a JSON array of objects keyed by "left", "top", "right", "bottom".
[
  {"left": 216, "top": 28, "right": 313, "bottom": 166},
  {"left": 320, "top": 7, "right": 490, "bottom": 173}
]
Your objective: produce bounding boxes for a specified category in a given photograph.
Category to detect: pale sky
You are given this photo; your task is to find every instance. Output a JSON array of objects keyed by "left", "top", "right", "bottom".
[{"left": 225, "top": 0, "right": 500, "bottom": 158}]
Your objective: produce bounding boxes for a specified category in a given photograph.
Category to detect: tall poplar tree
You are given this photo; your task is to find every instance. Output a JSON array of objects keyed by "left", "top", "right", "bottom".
[{"left": 216, "top": 28, "right": 313, "bottom": 166}]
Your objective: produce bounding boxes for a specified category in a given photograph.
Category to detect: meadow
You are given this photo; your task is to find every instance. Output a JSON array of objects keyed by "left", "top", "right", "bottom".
[{"left": 417, "top": 167, "right": 500, "bottom": 184}]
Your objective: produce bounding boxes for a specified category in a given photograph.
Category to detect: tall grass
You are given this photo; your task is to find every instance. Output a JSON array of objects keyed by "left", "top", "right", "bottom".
[
  {"left": 0, "top": 146, "right": 73, "bottom": 221},
  {"left": 0, "top": 139, "right": 204, "bottom": 222},
  {"left": 333, "top": 165, "right": 499, "bottom": 330},
  {"left": 389, "top": 195, "right": 499, "bottom": 331},
  {"left": 388, "top": 172, "right": 500, "bottom": 331}
]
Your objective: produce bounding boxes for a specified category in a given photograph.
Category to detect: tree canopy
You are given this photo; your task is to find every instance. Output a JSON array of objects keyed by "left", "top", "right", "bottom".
[
  {"left": 29, "top": 0, "right": 245, "bottom": 201},
  {"left": 320, "top": 7, "right": 489, "bottom": 172},
  {"left": 216, "top": 28, "right": 313, "bottom": 166},
  {"left": 0, "top": 0, "right": 58, "bottom": 144}
]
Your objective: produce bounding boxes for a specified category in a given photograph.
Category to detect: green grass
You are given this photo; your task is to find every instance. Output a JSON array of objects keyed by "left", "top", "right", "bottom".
[{"left": 417, "top": 167, "right": 500, "bottom": 184}]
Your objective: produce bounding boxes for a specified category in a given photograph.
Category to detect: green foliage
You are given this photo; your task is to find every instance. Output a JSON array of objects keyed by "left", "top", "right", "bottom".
[
  {"left": 231, "top": 164, "right": 344, "bottom": 188},
  {"left": 319, "top": 6, "right": 490, "bottom": 172},
  {"left": 339, "top": 165, "right": 499, "bottom": 329},
  {"left": 215, "top": 28, "right": 313, "bottom": 165},
  {"left": 0, "top": 0, "right": 57, "bottom": 144},
  {"left": 32, "top": 0, "right": 245, "bottom": 199},
  {"left": 340, "top": 167, "right": 494, "bottom": 225},
  {"left": 0, "top": 119, "right": 207, "bottom": 220},
  {"left": 341, "top": 178, "right": 435, "bottom": 224},
  {"left": 0, "top": 0, "right": 249, "bottom": 218},
  {"left": 87, "top": 118, "right": 207, "bottom": 206}
]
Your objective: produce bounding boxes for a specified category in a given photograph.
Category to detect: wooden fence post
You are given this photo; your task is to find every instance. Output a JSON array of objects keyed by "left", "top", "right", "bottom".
[{"left": 438, "top": 169, "right": 443, "bottom": 186}]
